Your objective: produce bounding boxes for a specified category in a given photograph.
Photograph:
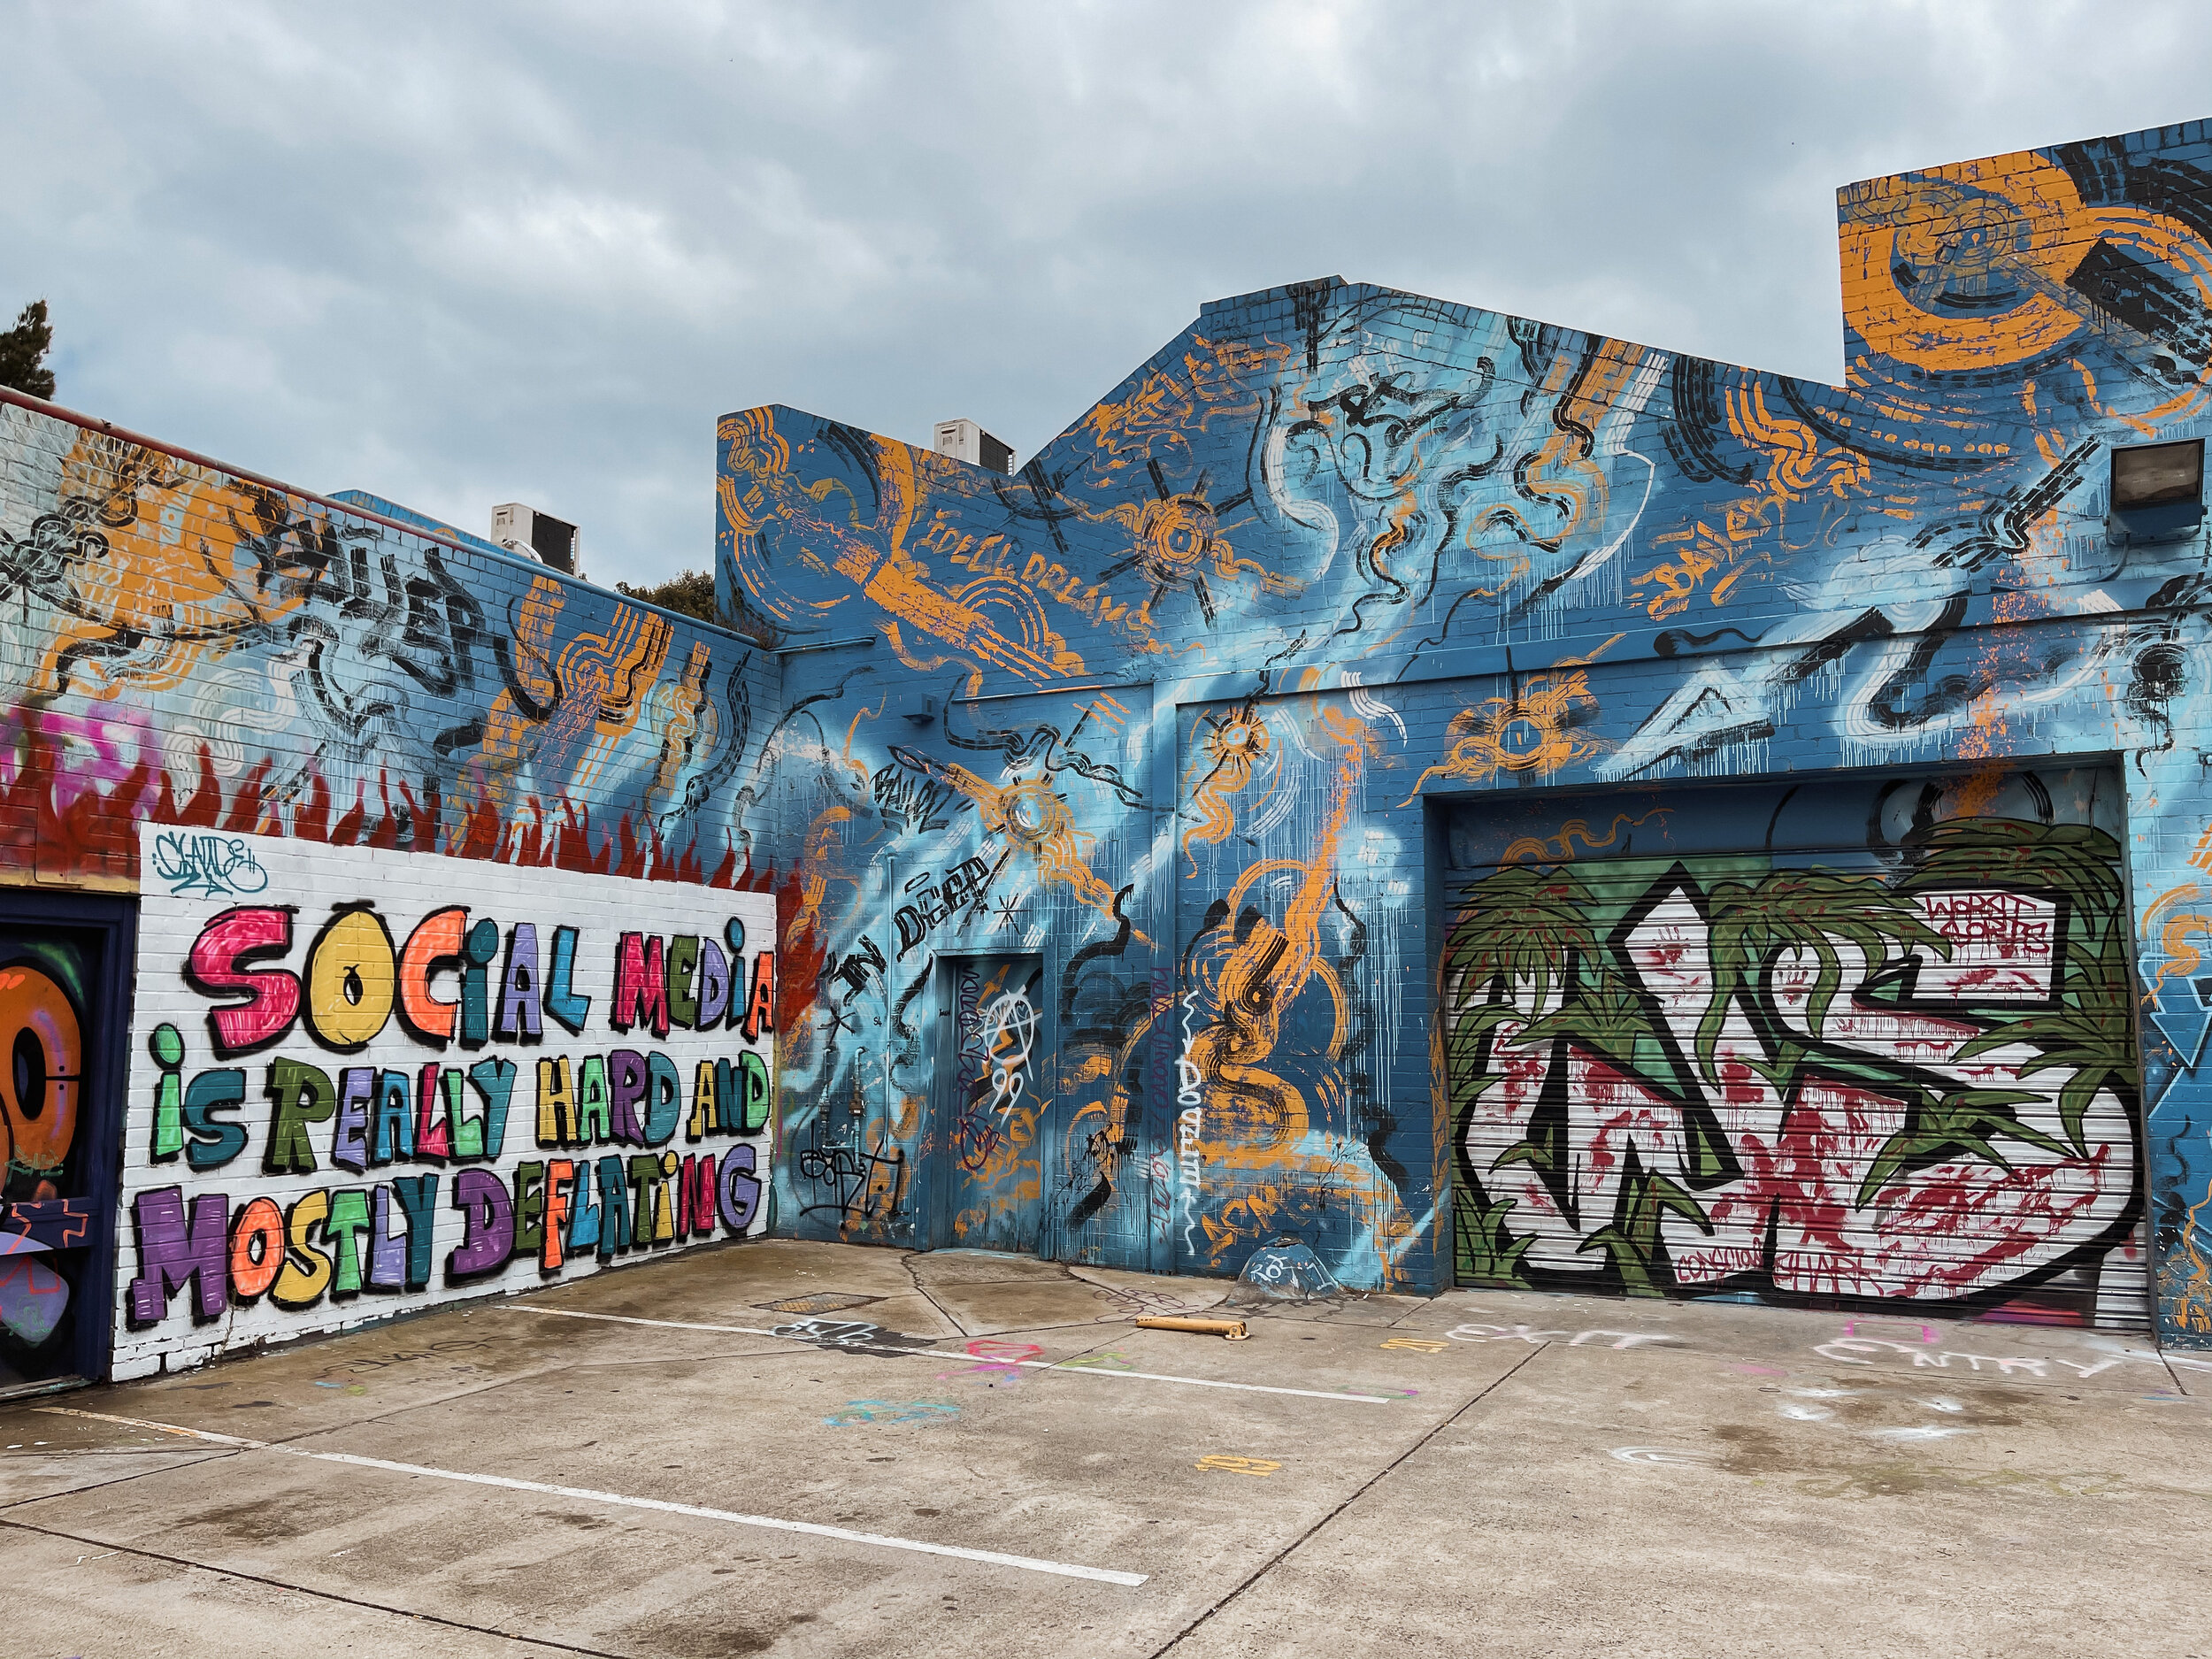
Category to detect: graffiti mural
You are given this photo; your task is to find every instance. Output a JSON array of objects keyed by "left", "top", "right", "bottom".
[
  {"left": 0, "top": 382, "right": 787, "bottom": 1378},
  {"left": 1445, "top": 790, "right": 2143, "bottom": 1323},
  {"left": 716, "top": 120, "right": 2212, "bottom": 1343},
  {"left": 116, "top": 830, "right": 775, "bottom": 1378},
  {"left": 0, "top": 408, "right": 779, "bottom": 895},
  {"left": 13, "top": 113, "right": 2212, "bottom": 1364}
]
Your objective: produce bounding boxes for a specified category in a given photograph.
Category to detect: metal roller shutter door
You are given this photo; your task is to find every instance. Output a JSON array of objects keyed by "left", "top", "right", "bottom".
[{"left": 1442, "top": 769, "right": 2147, "bottom": 1329}]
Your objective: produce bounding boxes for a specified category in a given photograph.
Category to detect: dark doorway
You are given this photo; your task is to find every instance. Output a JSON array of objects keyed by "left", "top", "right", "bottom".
[{"left": 0, "top": 890, "right": 134, "bottom": 1392}]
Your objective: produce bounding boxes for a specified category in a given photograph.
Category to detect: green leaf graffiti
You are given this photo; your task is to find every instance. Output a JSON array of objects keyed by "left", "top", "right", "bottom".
[
  {"left": 1697, "top": 870, "right": 1948, "bottom": 1086},
  {"left": 1445, "top": 814, "right": 2140, "bottom": 1302},
  {"left": 1856, "top": 1087, "right": 2070, "bottom": 1208},
  {"left": 1576, "top": 1152, "right": 1715, "bottom": 1297},
  {"left": 1894, "top": 819, "right": 2124, "bottom": 923},
  {"left": 1440, "top": 864, "right": 1597, "bottom": 1022},
  {"left": 1453, "top": 1187, "right": 1536, "bottom": 1288},
  {"left": 1517, "top": 966, "right": 1654, "bottom": 1072},
  {"left": 1947, "top": 918, "right": 2134, "bottom": 1156}
]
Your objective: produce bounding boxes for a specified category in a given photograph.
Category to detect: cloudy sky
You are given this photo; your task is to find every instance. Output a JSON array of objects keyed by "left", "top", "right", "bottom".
[{"left": 3, "top": 1, "right": 2206, "bottom": 588}]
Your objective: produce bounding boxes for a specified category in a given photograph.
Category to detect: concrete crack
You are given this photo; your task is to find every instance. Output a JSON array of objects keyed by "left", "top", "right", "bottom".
[
  {"left": 0, "top": 1514, "right": 630, "bottom": 1656},
  {"left": 0, "top": 1447, "right": 243, "bottom": 1513},
  {"left": 901, "top": 1251, "right": 975, "bottom": 1337},
  {"left": 1145, "top": 1343, "right": 1548, "bottom": 1656}
]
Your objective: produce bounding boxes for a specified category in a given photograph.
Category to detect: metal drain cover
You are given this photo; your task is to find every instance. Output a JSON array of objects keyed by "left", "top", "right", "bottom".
[{"left": 756, "top": 1292, "right": 883, "bottom": 1316}]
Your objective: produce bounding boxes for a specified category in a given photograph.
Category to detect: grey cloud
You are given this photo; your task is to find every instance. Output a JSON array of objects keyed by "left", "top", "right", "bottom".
[{"left": 1, "top": 0, "right": 2203, "bottom": 585}]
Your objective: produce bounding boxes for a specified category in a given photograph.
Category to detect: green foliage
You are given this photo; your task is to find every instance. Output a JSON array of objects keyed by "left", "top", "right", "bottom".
[
  {"left": 615, "top": 569, "right": 718, "bottom": 622},
  {"left": 1899, "top": 817, "right": 2135, "bottom": 1158},
  {"left": 1442, "top": 1006, "right": 1522, "bottom": 1121},
  {"left": 1895, "top": 819, "right": 2124, "bottom": 927},
  {"left": 1516, "top": 965, "right": 1650, "bottom": 1066},
  {"left": 1490, "top": 1108, "right": 1566, "bottom": 1187},
  {"left": 1454, "top": 1187, "right": 1535, "bottom": 1287},
  {"left": 1697, "top": 870, "right": 1947, "bottom": 1084},
  {"left": 1441, "top": 867, "right": 1605, "bottom": 1179},
  {"left": 612, "top": 568, "right": 783, "bottom": 647},
  {"left": 1577, "top": 1152, "right": 1712, "bottom": 1296},
  {"left": 0, "top": 298, "right": 55, "bottom": 399},
  {"left": 1948, "top": 917, "right": 2134, "bottom": 1155},
  {"left": 1856, "top": 1086, "right": 2070, "bottom": 1208},
  {"left": 1440, "top": 864, "right": 1596, "bottom": 1019}
]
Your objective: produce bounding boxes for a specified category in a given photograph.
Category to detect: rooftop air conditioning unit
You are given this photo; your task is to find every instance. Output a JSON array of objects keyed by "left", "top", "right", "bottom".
[
  {"left": 933, "top": 418, "right": 1013, "bottom": 476},
  {"left": 490, "top": 503, "right": 580, "bottom": 576}
]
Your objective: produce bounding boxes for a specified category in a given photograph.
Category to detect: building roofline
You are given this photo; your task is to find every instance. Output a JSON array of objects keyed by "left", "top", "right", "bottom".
[
  {"left": 0, "top": 384, "right": 765, "bottom": 651},
  {"left": 0, "top": 383, "right": 493, "bottom": 561}
]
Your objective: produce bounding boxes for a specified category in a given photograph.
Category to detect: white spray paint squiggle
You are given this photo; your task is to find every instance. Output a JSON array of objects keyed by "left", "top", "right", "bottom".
[{"left": 1176, "top": 989, "right": 1205, "bottom": 1256}]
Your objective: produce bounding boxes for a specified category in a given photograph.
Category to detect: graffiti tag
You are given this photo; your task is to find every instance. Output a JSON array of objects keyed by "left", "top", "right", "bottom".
[
  {"left": 1448, "top": 1323, "right": 1680, "bottom": 1349},
  {"left": 150, "top": 832, "right": 269, "bottom": 897},
  {"left": 773, "top": 1317, "right": 936, "bottom": 1355},
  {"left": 1813, "top": 1338, "right": 2125, "bottom": 1379},
  {"left": 823, "top": 1398, "right": 960, "bottom": 1427}
]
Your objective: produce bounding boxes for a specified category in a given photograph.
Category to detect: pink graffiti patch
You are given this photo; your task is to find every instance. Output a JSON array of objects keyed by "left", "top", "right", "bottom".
[{"left": 938, "top": 1337, "right": 1042, "bottom": 1387}]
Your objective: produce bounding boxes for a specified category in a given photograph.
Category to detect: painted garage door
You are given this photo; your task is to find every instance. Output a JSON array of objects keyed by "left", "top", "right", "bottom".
[{"left": 1443, "top": 768, "right": 2145, "bottom": 1327}]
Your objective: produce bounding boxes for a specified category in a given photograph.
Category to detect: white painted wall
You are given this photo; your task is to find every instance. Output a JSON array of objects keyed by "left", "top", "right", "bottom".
[{"left": 115, "top": 828, "right": 776, "bottom": 1377}]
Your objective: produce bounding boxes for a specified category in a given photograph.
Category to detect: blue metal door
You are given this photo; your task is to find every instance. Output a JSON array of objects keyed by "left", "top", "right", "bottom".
[{"left": 932, "top": 955, "right": 1044, "bottom": 1252}]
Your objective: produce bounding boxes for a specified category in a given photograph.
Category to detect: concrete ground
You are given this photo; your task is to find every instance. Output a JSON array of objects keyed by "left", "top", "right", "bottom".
[{"left": 3, "top": 1241, "right": 2208, "bottom": 1659}]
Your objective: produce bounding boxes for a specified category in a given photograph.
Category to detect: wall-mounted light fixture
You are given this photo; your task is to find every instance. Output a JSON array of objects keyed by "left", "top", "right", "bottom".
[
  {"left": 2110, "top": 437, "right": 2205, "bottom": 544},
  {"left": 2115, "top": 438, "right": 2203, "bottom": 509}
]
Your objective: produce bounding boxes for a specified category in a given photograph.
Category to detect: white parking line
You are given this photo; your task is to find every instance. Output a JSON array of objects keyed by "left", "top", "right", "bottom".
[
  {"left": 35, "top": 1407, "right": 1146, "bottom": 1586},
  {"left": 499, "top": 1304, "right": 1399, "bottom": 1404}
]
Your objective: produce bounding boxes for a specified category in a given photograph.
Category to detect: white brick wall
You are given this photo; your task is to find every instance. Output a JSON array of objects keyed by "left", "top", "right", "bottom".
[{"left": 115, "top": 827, "right": 777, "bottom": 1377}]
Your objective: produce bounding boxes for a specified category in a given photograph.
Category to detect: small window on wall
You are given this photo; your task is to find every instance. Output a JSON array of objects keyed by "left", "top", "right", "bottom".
[{"left": 2109, "top": 437, "right": 2204, "bottom": 542}]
